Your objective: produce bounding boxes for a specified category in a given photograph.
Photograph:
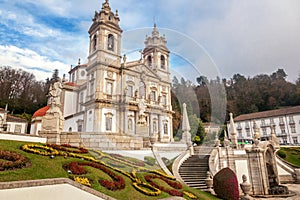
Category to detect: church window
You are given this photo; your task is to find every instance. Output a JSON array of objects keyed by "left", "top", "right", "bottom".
[
  {"left": 128, "top": 118, "right": 133, "bottom": 131},
  {"left": 163, "top": 123, "right": 168, "bottom": 135},
  {"left": 153, "top": 121, "right": 157, "bottom": 133},
  {"left": 161, "top": 95, "right": 167, "bottom": 106},
  {"left": 147, "top": 56, "right": 152, "bottom": 68},
  {"left": 93, "top": 35, "right": 97, "bottom": 51},
  {"left": 90, "top": 81, "right": 94, "bottom": 95},
  {"left": 160, "top": 55, "right": 165, "bottom": 69},
  {"left": 68, "top": 127, "right": 72, "bottom": 132},
  {"left": 108, "top": 34, "right": 114, "bottom": 51},
  {"left": 150, "top": 91, "right": 156, "bottom": 101},
  {"left": 139, "top": 81, "right": 146, "bottom": 98},
  {"left": 78, "top": 125, "right": 82, "bottom": 132},
  {"left": 106, "top": 82, "right": 113, "bottom": 95},
  {"left": 79, "top": 92, "right": 84, "bottom": 103},
  {"left": 127, "top": 85, "right": 133, "bottom": 97},
  {"left": 106, "top": 116, "right": 112, "bottom": 131}
]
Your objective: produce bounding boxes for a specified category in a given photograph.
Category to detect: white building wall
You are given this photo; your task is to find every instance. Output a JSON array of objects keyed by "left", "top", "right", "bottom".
[
  {"left": 64, "top": 114, "right": 84, "bottom": 132},
  {"left": 7, "top": 122, "right": 27, "bottom": 134},
  {"left": 85, "top": 109, "right": 94, "bottom": 132},
  {"left": 229, "top": 113, "right": 300, "bottom": 145},
  {"left": 64, "top": 90, "right": 78, "bottom": 117}
]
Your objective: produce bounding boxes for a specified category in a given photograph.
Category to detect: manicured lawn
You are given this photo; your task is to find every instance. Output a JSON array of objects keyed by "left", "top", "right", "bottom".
[
  {"left": 0, "top": 140, "right": 219, "bottom": 200},
  {"left": 277, "top": 147, "right": 300, "bottom": 167}
]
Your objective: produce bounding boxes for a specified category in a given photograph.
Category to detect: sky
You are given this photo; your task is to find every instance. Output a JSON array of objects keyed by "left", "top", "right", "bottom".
[{"left": 0, "top": 0, "right": 300, "bottom": 83}]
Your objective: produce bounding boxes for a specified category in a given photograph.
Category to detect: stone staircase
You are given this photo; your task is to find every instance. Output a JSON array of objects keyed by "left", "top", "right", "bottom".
[{"left": 179, "top": 146, "right": 212, "bottom": 189}]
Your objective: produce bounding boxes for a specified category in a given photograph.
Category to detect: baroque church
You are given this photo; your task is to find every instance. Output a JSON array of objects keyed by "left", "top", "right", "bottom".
[{"left": 31, "top": 0, "right": 174, "bottom": 145}]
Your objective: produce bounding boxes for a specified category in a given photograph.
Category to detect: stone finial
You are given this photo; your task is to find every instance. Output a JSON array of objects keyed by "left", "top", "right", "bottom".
[
  {"left": 269, "top": 124, "right": 279, "bottom": 147},
  {"left": 229, "top": 113, "right": 238, "bottom": 148},
  {"left": 152, "top": 23, "right": 159, "bottom": 37},
  {"left": 253, "top": 121, "right": 260, "bottom": 140},
  {"left": 240, "top": 174, "right": 252, "bottom": 200},
  {"left": 181, "top": 103, "right": 192, "bottom": 147},
  {"left": 182, "top": 103, "right": 190, "bottom": 132},
  {"left": 123, "top": 54, "right": 127, "bottom": 63},
  {"left": 205, "top": 171, "right": 214, "bottom": 194}
]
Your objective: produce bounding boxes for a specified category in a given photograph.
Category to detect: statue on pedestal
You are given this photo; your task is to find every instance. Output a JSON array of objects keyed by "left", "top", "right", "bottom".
[
  {"left": 41, "top": 79, "right": 64, "bottom": 133},
  {"left": 137, "top": 96, "right": 147, "bottom": 125}
]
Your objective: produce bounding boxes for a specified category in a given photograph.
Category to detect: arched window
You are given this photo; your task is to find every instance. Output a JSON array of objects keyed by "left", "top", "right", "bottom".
[
  {"left": 147, "top": 56, "right": 152, "bottom": 68},
  {"left": 160, "top": 55, "right": 165, "bottom": 69},
  {"left": 68, "top": 127, "right": 72, "bottom": 132},
  {"left": 128, "top": 118, "right": 133, "bottom": 131},
  {"left": 108, "top": 34, "right": 114, "bottom": 51},
  {"left": 93, "top": 35, "right": 97, "bottom": 51},
  {"left": 139, "top": 81, "right": 146, "bottom": 98}
]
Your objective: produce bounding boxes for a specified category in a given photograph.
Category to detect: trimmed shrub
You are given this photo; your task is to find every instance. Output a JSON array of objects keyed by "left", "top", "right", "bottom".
[
  {"left": 213, "top": 167, "right": 239, "bottom": 200},
  {"left": 277, "top": 150, "right": 286, "bottom": 159},
  {"left": 144, "top": 156, "right": 156, "bottom": 166}
]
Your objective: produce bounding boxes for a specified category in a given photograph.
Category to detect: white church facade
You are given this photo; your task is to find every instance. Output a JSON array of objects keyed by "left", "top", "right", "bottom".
[{"left": 31, "top": 0, "right": 173, "bottom": 145}]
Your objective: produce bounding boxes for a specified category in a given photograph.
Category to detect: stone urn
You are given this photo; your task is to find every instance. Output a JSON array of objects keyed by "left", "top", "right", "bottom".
[
  {"left": 205, "top": 171, "right": 214, "bottom": 194},
  {"left": 149, "top": 136, "right": 157, "bottom": 145},
  {"left": 294, "top": 169, "right": 300, "bottom": 184},
  {"left": 240, "top": 175, "right": 252, "bottom": 200}
]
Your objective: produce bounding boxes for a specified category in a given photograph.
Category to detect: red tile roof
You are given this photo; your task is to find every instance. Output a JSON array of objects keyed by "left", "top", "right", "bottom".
[
  {"left": 32, "top": 106, "right": 49, "bottom": 118},
  {"left": 6, "top": 115, "right": 28, "bottom": 123},
  {"left": 234, "top": 106, "right": 300, "bottom": 122}
]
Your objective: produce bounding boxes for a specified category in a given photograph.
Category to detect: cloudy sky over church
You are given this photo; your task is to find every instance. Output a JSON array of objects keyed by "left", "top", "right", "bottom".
[{"left": 0, "top": 0, "right": 299, "bottom": 82}]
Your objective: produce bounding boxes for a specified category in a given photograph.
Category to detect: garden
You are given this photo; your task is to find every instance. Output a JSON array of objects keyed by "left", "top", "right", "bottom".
[
  {"left": 0, "top": 140, "right": 218, "bottom": 200},
  {"left": 277, "top": 147, "right": 300, "bottom": 167}
]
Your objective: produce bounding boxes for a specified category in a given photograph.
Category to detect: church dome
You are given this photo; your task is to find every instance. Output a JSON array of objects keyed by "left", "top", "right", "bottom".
[{"left": 32, "top": 106, "right": 49, "bottom": 118}]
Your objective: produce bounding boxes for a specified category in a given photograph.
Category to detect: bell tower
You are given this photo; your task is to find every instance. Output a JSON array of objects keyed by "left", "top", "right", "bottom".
[
  {"left": 88, "top": 0, "right": 122, "bottom": 66},
  {"left": 143, "top": 24, "right": 170, "bottom": 81}
]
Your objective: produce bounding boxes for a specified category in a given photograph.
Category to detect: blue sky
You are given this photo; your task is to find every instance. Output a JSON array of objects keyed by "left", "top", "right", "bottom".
[{"left": 0, "top": 0, "right": 300, "bottom": 82}]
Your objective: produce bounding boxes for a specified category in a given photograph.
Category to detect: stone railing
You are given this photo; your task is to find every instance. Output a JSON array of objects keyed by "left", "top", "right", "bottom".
[
  {"left": 208, "top": 147, "right": 220, "bottom": 176},
  {"left": 172, "top": 149, "right": 191, "bottom": 183},
  {"left": 152, "top": 149, "right": 173, "bottom": 177}
]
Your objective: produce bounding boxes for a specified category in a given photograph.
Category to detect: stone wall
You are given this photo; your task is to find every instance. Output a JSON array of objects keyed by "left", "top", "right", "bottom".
[{"left": 45, "top": 132, "right": 145, "bottom": 150}]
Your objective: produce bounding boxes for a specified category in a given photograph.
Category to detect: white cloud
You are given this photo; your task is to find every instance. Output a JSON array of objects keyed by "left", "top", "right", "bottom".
[{"left": 0, "top": 45, "right": 68, "bottom": 81}]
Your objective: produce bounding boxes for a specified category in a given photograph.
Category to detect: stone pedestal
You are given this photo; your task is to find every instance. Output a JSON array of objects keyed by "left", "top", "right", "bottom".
[
  {"left": 40, "top": 131, "right": 61, "bottom": 144},
  {"left": 136, "top": 126, "right": 149, "bottom": 137},
  {"left": 41, "top": 113, "right": 64, "bottom": 133}
]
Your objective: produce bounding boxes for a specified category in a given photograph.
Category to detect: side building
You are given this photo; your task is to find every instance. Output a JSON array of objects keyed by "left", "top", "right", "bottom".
[
  {"left": 31, "top": 0, "right": 173, "bottom": 145},
  {"left": 0, "top": 107, "right": 28, "bottom": 134},
  {"left": 227, "top": 106, "right": 300, "bottom": 145}
]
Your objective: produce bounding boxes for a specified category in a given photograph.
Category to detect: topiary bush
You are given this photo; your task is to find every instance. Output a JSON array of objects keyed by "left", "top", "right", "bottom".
[
  {"left": 277, "top": 150, "right": 286, "bottom": 159},
  {"left": 213, "top": 167, "right": 239, "bottom": 200},
  {"left": 144, "top": 156, "right": 156, "bottom": 166}
]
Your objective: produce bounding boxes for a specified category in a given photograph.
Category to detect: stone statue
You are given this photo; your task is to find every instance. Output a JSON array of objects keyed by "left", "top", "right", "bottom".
[
  {"left": 137, "top": 96, "right": 147, "bottom": 125},
  {"left": 47, "top": 79, "right": 63, "bottom": 114},
  {"left": 41, "top": 78, "right": 64, "bottom": 134},
  {"left": 138, "top": 96, "right": 146, "bottom": 116}
]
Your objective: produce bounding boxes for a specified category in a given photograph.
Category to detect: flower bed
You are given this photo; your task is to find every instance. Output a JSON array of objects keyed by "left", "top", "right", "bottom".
[
  {"left": 144, "top": 174, "right": 183, "bottom": 196},
  {"left": 74, "top": 176, "right": 92, "bottom": 187},
  {"left": 21, "top": 144, "right": 59, "bottom": 156},
  {"left": 132, "top": 182, "right": 161, "bottom": 196},
  {"left": 47, "top": 144, "right": 88, "bottom": 154},
  {"left": 0, "top": 150, "right": 30, "bottom": 171},
  {"left": 66, "top": 161, "right": 125, "bottom": 191}
]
